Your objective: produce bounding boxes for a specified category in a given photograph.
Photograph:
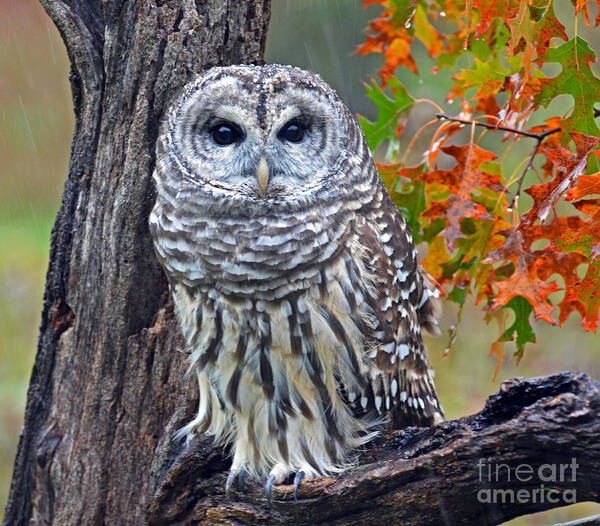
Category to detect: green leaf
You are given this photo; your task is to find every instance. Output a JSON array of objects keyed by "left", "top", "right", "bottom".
[
  {"left": 392, "top": 179, "right": 426, "bottom": 242},
  {"left": 389, "top": 0, "right": 417, "bottom": 27},
  {"left": 423, "top": 218, "right": 446, "bottom": 242},
  {"left": 535, "top": 37, "right": 600, "bottom": 171},
  {"left": 448, "top": 285, "right": 468, "bottom": 305},
  {"left": 359, "top": 78, "right": 415, "bottom": 151},
  {"left": 460, "top": 217, "right": 477, "bottom": 235},
  {"left": 454, "top": 57, "right": 511, "bottom": 99},
  {"left": 499, "top": 296, "right": 536, "bottom": 358},
  {"left": 441, "top": 250, "right": 477, "bottom": 280}
]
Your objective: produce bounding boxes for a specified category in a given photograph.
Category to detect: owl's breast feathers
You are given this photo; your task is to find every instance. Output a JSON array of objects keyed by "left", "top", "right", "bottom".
[{"left": 149, "top": 161, "right": 358, "bottom": 300}]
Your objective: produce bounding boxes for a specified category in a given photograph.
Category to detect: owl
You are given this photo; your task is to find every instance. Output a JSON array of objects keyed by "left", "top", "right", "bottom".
[{"left": 149, "top": 64, "right": 444, "bottom": 495}]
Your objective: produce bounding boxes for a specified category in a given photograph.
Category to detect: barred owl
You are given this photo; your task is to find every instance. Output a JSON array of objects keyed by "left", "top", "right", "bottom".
[{"left": 149, "top": 64, "right": 443, "bottom": 494}]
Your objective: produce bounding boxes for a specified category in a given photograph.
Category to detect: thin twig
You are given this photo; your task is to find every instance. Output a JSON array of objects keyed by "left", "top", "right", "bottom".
[
  {"left": 509, "top": 139, "right": 543, "bottom": 211},
  {"left": 401, "top": 118, "right": 439, "bottom": 165},
  {"left": 435, "top": 113, "right": 561, "bottom": 140},
  {"left": 435, "top": 113, "right": 561, "bottom": 210},
  {"left": 413, "top": 98, "right": 445, "bottom": 114}
]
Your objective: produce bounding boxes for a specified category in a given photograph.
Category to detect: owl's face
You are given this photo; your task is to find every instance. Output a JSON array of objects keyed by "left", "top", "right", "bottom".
[{"left": 161, "top": 65, "right": 366, "bottom": 204}]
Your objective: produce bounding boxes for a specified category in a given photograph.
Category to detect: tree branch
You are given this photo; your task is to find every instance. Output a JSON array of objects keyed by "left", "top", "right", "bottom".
[
  {"left": 149, "top": 372, "right": 600, "bottom": 525},
  {"left": 435, "top": 113, "right": 561, "bottom": 140}
]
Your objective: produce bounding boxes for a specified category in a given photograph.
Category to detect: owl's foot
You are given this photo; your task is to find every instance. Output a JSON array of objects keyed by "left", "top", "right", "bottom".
[
  {"left": 264, "top": 466, "right": 308, "bottom": 501},
  {"left": 225, "top": 466, "right": 248, "bottom": 496},
  {"left": 226, "top": 464, "right": 308, "bottom": 500}
]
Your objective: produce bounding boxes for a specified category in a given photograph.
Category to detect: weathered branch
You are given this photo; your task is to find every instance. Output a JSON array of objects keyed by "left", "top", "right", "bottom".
[{"left": 149, "top": 372, "right": 600, "bottom": 525}]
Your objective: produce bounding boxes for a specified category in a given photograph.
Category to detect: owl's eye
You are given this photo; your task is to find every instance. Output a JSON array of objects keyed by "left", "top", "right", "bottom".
[
  {"left": 210, "top": 122, "right": 244, "bottom": 146},
  {"left": 279, "top": 121, "right": 305, "bottom": 143}
]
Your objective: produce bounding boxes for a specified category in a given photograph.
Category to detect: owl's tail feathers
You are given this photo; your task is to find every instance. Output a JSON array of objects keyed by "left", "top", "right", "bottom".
[
  {"left": 389, "top": 361, "right": 445, "bottom": 429},
  {"left": 417, "top": 270, "right": 442, "bottom": 336}
]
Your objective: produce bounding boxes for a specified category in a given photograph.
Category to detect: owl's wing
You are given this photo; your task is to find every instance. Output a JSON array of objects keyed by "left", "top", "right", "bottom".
[{"left": 347, "top": 184, "right": 444, "bottom": 429}]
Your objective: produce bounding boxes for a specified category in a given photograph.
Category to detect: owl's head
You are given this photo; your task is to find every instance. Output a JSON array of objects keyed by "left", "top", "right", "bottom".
[{"left": 157, "top": 64, "right": 373, "bottom": 209}]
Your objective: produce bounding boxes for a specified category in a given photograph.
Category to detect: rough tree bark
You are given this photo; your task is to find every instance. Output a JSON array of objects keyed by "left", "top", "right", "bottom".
[
  {"left": 3, "top": 2, "right": 599, "bottom": 526},
  {"left": 3, "top": 1, "right": 270, "bottom": 524}
]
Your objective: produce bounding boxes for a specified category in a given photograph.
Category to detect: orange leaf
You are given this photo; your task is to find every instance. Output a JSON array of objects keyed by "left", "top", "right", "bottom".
[
  {"left": 421, "top": 143, "right": 502, "bottom": 249},
  {"left": 484, "top": 229, "right": 560, "bottom": 324},
  {"left": 427, "top": 121, "right": 463, "bottom": 166},
  {"left": 522, "top": 133, "right": 600, "bottom": 224},
  {"left": 356, "top": 4, "right": 418, "bottom": 84},
  {"left": 491, "top": 270, "right": 559, "bottom": 324},
  {"left": 472, "top": 0, "right": 512, "bottom": 38},
  {"left": 575, "top": 0, "right": 600, "bottom": 27},
  {"left": 552, "top": 212, "right": 600, "bottom": 259},
  {"left": 489, "top": 339, "right": 505, "bottom": 382},
  {"left": 573, "top": 198, "right": 600, "bottom": 216},
  {"left": 537, "top": 251, "right": 588, "bottom": 327},
  {"left": 423, "top": 236, "right": 451, "bottom": 282},
  {"left": 560, "top": 258, "right": 600, "bottom": 332},
  {"left": 525, "top": 212, "right": 600, "bottom": 330},
  {"left": 534, "top": 1, "right": 568, "bottom": 56},
  {"left": 527, "top": 117, "right": 564, "bottom": 177},
  {"left": 566, "top": 172, "right": 600, "bottom": 201},
  {"left": 376, "top": 164, "right": 418, "bottom": 189},
  {"left": 475, "top": 95, "right": 501, "bottom": 120}
]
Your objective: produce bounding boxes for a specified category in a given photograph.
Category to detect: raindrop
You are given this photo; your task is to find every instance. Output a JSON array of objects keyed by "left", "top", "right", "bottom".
[{"left": 18, "top": 95, "right": 38, "bottom": 153}]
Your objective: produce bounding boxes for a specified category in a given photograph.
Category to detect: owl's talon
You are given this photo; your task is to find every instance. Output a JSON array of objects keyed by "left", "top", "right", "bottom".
[
  {"left": 225, "top": 469, "right": 238, "bottom": 496},
  {"left": 293, "top": 471, "right": 305, "bottom": 500},
  {"left": 238, "top": 467, "right": 248, "bottom": 492},
  {"left": 265, "top": 474, "right": 276, "bottom": 502}
]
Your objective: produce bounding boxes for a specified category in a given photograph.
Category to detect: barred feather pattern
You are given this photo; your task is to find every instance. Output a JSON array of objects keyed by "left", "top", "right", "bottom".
[{"left": 149, "top": 65, "right": 443, "bottom": 481}]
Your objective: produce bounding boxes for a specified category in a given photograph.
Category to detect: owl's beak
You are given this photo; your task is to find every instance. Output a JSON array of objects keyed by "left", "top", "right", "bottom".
[{"left": 256, "top": 156, "right": 269, "bottom": 193}]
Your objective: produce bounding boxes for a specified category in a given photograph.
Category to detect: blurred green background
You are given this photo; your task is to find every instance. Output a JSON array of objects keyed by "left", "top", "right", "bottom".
[{"left": 1, "top": 0, "right": 599, "bottom": 523}]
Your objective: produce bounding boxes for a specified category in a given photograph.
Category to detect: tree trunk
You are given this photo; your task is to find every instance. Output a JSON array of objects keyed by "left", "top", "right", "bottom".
[
  {"left": 3, "top": 2, "right": 270, "bottom": 524},
  {"left": 4, "top": 3, "right": 600, "bottom": 526}
]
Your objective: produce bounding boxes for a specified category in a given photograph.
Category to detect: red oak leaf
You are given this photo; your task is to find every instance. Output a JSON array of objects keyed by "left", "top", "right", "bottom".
[
  {"left": 356, "top": 3, "right": 418, "bottom": 83},
  {"left": 560, "top": 258, "right": 600, "bottom": 332},
  {"left": 484, "top": 229, "right": 560, "bottom": 324},
  {"left": 566, "top": 172, "right": 600, "bottom": 201},
  {"left": 522, "top": 133, "right": 600, "bottom": 224},
  {"left": 421, "top": 143, "right": 502, "bottom": 249}
]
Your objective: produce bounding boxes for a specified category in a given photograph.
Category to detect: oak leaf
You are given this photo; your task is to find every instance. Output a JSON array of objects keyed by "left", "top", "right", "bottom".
[
  {"left": 566, "top": 172, "right": 600, "bottom": 201},
  {"left": 522, "top": 133, "right": 600, "bottom": 224},
  {"left": 421, "top": 144, "right": 502, "bottom": 249},
  {"left": 484, "top": 229, "right": 559, "bottom": 325},
  {"left": 535, "top": 38, "right": 600, "bottom": 143}
]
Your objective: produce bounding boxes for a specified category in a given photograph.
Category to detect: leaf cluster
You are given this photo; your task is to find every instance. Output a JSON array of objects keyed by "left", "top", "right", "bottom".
[{"left": 358, "top": 0, "right": 600, "bottom": 374}]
